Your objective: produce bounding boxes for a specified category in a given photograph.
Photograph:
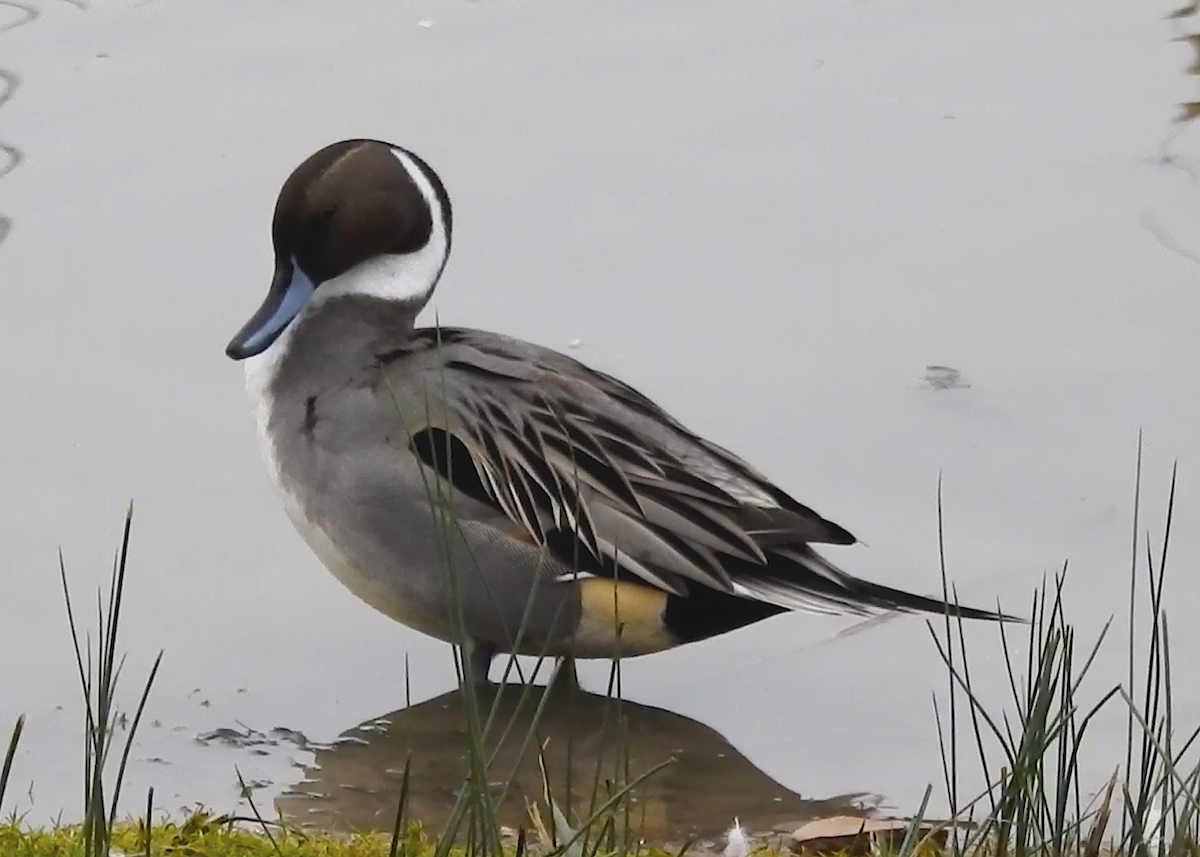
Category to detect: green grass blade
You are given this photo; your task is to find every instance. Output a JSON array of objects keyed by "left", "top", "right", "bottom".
[{"left": 0, "top": 715, "right": 24, "bottom": 813}]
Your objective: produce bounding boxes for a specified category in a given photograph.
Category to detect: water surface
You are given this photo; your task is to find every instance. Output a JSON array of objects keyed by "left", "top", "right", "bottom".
[{"left": 1, "top": 0, "right": 1199, "bottom": 835}]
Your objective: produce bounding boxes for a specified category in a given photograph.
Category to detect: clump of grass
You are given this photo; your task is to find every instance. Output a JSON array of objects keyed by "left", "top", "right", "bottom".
[
  {"left": 1, "top": 506, "right": 169, "bottom": 854},
  {"left": 40, "top": 505, "right": 162, "bottom": 856},
  {"left": 917, "top": 443, "right": 1200, "bottom": 857}
]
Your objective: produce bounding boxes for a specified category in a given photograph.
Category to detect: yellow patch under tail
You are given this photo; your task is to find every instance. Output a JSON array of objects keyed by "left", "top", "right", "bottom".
[{"left": 573, "top": 577, "right": 674, "bottom": 657}]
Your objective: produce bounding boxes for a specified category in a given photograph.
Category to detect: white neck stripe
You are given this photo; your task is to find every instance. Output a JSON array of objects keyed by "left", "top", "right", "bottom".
[{"left": 307, "top": 146, "right": 450, "bottom": 309}]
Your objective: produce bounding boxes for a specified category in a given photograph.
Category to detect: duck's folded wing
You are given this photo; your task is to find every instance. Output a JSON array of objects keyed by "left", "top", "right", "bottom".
[{"left": 390, "top": 331, "right": 885, "bottom": 607}]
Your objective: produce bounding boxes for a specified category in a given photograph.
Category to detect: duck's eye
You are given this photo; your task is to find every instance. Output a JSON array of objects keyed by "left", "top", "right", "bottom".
[{"left": 312, "top": 206, "right": 337, "bottom": 236}]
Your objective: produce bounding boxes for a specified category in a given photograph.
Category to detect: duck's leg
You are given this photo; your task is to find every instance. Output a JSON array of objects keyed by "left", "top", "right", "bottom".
[{"left": 464, "top": 640, "right": 496, "bottom": 685}]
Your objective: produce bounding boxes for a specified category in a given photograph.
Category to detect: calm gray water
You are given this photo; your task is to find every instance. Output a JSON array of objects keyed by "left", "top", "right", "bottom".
[{"left": 1, "top": 0, "right": 1199, "bottom": 836}]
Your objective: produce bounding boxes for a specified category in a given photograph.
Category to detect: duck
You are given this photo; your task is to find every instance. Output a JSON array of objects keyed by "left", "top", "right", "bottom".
[{"left": 225, "top": 138, "right": 1012, "bottom": 684}]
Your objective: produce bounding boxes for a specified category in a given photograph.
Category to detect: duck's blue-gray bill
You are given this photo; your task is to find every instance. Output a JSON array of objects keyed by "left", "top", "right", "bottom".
[{"left": 225, "top": 263, "right": 316, "bottom": 360}]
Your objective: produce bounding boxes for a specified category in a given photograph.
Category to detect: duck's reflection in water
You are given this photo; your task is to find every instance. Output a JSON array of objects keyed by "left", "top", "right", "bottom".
[{"left": 278, "top": 680, "right": 873, "bottom": 842}]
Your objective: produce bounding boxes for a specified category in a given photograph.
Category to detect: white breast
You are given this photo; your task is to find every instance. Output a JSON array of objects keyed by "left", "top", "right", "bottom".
[
  {"left": 241, "top": 344, "right": 454, "bottom": 641},
  {"left": 243, "top": 335, "right": 354, "bottom": 582}
]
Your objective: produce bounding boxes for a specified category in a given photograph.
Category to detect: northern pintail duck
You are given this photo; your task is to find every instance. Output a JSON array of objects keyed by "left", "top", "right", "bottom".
[{"left": 225, "top": 139, "right": 1011, "bottom": 683}]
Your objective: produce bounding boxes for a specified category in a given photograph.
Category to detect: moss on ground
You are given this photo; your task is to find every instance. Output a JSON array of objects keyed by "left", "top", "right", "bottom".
[
  {"left": 0, "top": 812, "right": 713, "bottom": 857},
  {"left": 0, "top": 812, "right": 428, "bottom": 857}
]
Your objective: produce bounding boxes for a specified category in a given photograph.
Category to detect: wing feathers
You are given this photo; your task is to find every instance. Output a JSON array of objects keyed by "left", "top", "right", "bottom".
[{"left": 394, "top": 329, "right": 1006, "bottom": 624}]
